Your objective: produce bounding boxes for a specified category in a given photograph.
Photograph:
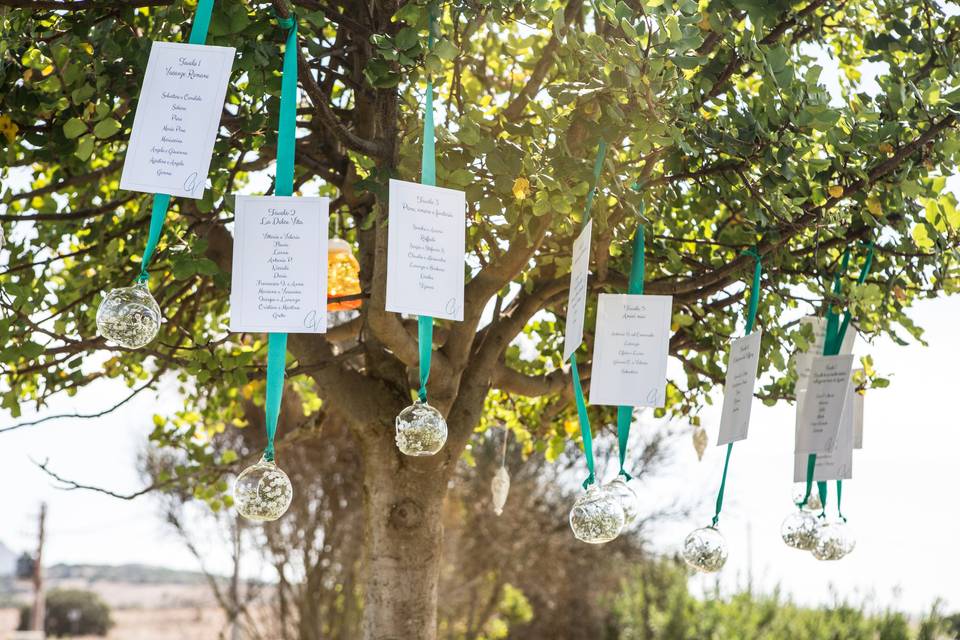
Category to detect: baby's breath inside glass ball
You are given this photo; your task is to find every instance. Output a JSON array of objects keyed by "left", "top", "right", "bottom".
[
  {"left": 812, "top": 521, "right": 855, "bottom": 561},
  {"left": 781, "top": 510, "right": 821, "bottom": 551},
  {"left": 603, "top": 476, "right": 641, "bottom": 528},
  {"left": 234, "top": 457, "right": 293, "bottom": 522},
  {"left": 395, "top": 401, "right": 447, "bottom": 456},
  {"left": 682, "top": 526, "right": 728, "bottom": 572},
  {"left": 569, "top": 485, "right": 625, "bottom": 544},
  {"left": 96, "top": 282, "right": 162, "bottom": 349}
]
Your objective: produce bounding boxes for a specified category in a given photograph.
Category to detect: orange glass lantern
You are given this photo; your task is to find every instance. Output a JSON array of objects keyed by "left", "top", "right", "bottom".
[{"left": 327, "top": 237, "right": 361, "bottom": 311}]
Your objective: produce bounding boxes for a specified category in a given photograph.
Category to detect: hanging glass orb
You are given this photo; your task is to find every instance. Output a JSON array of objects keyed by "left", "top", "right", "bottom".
[
  {"left": 491, "top": 466, "right": 510, "bottom": 516},
  {"left": 327, "top": 238, "right": 362, "bottom": 311},
  {"left": 792, "top": 485, "right": 823, "bottom": 512},
  {"left": 812, "top": 521, "right": 856, "bottom": 561},
  {"left": 603, "top": 476, "right": 641, "bottom": 528},
  {"left": 682, "top": 526, "right": 728, "bottom": 573},
  {"left": 234, "top": 456, "right": 293, "bottom": 522},
  {"left": 96, "top": 281, "right": 161, "bottom": 349},
  {"left": 395, "top": 400, "right": 447, "bottom": 456},
  {"left": 781, "top": 510, "right": 821, "bottom": 550},
  {"left": 569, "top": 485, "right": 625, "bottom": 544}
]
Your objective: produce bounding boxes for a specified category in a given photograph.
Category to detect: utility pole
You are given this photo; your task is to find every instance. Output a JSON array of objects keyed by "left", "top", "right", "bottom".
[{"left": 30, "top": 503, "right": 46, "bottom": 633}]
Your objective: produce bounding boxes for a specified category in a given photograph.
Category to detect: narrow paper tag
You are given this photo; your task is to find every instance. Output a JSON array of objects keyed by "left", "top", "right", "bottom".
[
  {"left": 563, "top": 220, "right": 592, "bottom": 361},
  {"left": 717, "top": 330, "right": 762, "bottom": 445}
]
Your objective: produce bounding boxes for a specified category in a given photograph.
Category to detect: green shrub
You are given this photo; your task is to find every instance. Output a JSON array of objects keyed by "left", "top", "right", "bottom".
[{"left": 18, "top": 588, "right": 113, "bottom": 637}]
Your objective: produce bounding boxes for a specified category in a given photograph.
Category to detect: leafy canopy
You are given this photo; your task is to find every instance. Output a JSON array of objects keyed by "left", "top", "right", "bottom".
[{"left": 1, "top": 0, "right": 959, "bottom": 497}]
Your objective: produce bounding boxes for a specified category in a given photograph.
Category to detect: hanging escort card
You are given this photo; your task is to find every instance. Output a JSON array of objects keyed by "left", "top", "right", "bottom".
[
  {"left": 119, "top": 42, "right": 235, "bottom": 199},
  {"left": 717, "top": 330, "right": 762, "bottom": 445},
  {"left": 588, "top": 294, "right": 672, "bottom": 408},
  {"left": 795, "top": 354, "right": 854, "bottom": 454},
  {"left": 563, "top": 219, "right": 592, "bottom": 361},
  {"left": 793, "top": 378, "right": 855, "bottom": 482},
  {"left": 229, "top": 196, "right": 330, "bottom": 334},
  {"left": 794, "top": 316, "right": 855, "bottom": 396},
  {"left": 385, "top": 178, "right": 465, "bottom": 321}
]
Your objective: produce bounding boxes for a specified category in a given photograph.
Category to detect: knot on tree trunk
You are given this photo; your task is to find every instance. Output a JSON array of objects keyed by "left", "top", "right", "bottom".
[{"left": 388, "top": 497, "right": 425, "bottom": 530}]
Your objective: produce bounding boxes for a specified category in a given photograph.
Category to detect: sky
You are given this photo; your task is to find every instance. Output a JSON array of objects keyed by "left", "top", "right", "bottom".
[{"left": 2, "top": 14, "right": 959, "bottom": 619}]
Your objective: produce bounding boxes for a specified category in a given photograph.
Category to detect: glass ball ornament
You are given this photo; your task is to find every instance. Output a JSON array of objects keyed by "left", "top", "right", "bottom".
[
  {"left": 490, "top": 466, "right": 510, "bottom": 516},
  {"left": 603, "top": 476, "right": 641, "bottom": 528},
  {"left": 811, "top": 521, "right": 856, "bottom": 561},
  {"left": 234, "top": 456, "right": 293, "bottom": 522},
  {"left": 327, "top": 238, "right": 362, "bottom": 311},
  {"left": 792, "top": 485, "right": 823, "bottom": 512},
  {"left": 395, "top": 400, "right": 447, "bottom": 456},
  {"left": 682, "top": 526, "right": 729, "bottom": 572},
  {"left": 781, "top": 510, "right": 821, "bottom": 551},
  {"left": 96, "top": 281, "right": 162, "bottom": 349},
  {"left": 569, "top": 485, "right": 625, "bottom": 544}
]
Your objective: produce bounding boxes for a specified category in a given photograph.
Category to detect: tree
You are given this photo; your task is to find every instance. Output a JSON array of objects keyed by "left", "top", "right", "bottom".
[{"left": 2, "top": 0, "right": 959, "bottom": 638}]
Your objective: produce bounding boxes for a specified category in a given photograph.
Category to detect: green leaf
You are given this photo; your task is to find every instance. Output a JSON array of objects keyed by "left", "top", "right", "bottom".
[
  {"left": 93, "top": 117, "right": 120, "bottom": 139},
  {"left": 75, "top": 134, "right": 94, "bottom": 161},
  {"left": 63, "top": 117, "right": 86, "bottom": 139},
  {"left": 433, "top": 39, "right": 458, "bottom": 61}
]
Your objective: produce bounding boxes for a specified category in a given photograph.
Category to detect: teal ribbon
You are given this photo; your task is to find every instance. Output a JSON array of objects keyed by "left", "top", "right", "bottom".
[
  {"left": 569, "top": 140, "right": 608, "bottom": 488},
  {"left": 616, "top": 223, "right": 645, "bottom": 480},
  {"left": 274, "top": 12, "right": 298, "bottom": 198},
  {"left": 137, "top": 193, "right": 171, "bottom": 282},
  {"left": 135, "top": 0, "right": 215, "bottom": 283},
  {"left": 263, "top": 333, "right": 288, "bottom": 462},
  {"left": 415, "top": 6, "right": 438, "bottom": 403},
  {"left": 261, "top": 11, "right": 299, "bottom": 462},
  {"left": 711, "top": 248, "right": 762, "bottom": 526},
  {"left": 798, "top": 242, "right": 875, "bottom": 511}
]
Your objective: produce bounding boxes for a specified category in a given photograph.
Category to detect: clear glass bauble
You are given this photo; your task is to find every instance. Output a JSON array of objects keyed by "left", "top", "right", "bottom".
[
  {"left": 96, "top": 281, "right": 162, "bottom": 349},
  {"left": 569, "top": 485, "right": 625, "bottom": 544},
  {"left": 395, "top": 400, "right": 447, "bottom": 456},
  {"left": 491, "top": 466, "right": 510, "bottom": 516},
  {"left": 682, "top": 526, "right": 728, "bottom": 573},
  {"left": 792, "top": 485, "right": 823, "bottom": 512},
  {"left": 603, "top": 476, "right": 641, "bottom": 528},
  {"left": 812, "top": 521, "right": 855, "bottom": 561},
  {"left": 234, "top": 456, "right": 293, "bottom": 522},
  {"left": 781, "top": 510, "right": 821, "bottom": 550}
]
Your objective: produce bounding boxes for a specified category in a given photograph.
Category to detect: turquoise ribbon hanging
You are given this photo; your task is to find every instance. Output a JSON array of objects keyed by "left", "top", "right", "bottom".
[
  {"left": 615, "top": 223, "right": 645, "bottom": 480},
  {"left": 261, "top": 11, "right": 299, "bottom": 461},
  {"left": 136, "top": 0, "right": 215, "bottom": 283},
  {"left": 416, "top": 7, "right": 438, "bottom": 403},
  {"left": 569, "top": 140, "right": 608, "bottom": 488},
  {"left": 711, "top": 248, "right": 762, "bottom": 526},
  {"left": 798, "top": 241, "right": 875, "bottom": 511}
]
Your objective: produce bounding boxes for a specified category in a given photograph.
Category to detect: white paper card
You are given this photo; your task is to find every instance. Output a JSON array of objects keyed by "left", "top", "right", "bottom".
[
  {"left": 563, "top": 220, "right": 592, "bottom": 361},
  {"left": 793, "top": 316, "right": 856, "bottom": 399},
  {"left": 795, "top": 354, "right": 854, "bottom": 454},
  {"left": 794, "top": 380, "right": 855, "bottom": 481},
  {"left": 385, "top": 179, "right": 465, "bottom": 321},
  {"left": 120, "top": 42, "right": 235, "bottom": 199},
  {"left": 588, "top": 294, "right": 672, "bottom": 407},
  {"left": 229, "top": 196, "right": 329, "bottom": 334},
  {"left": 853, "top": 387, "right": 865, "bottom": 449},
  {"left": 717, "top": 330, "right": 762, "bottom": 445}
]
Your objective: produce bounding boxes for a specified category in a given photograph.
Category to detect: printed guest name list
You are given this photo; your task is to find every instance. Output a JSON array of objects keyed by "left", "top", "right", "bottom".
[
  {"left": 120, "top": 42, "right": 235, "bottom": 199},
  {"left": 386, "top": 179, "right": 466, "bottom": 321},
  {"left": 230, "top": 196, "right": 329, "bottom": 334}
]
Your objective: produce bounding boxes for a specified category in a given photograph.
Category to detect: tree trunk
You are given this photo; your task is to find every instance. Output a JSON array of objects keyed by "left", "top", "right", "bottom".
[{"left": 360, "top": 447, "right": 449, "bottom": 640}]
